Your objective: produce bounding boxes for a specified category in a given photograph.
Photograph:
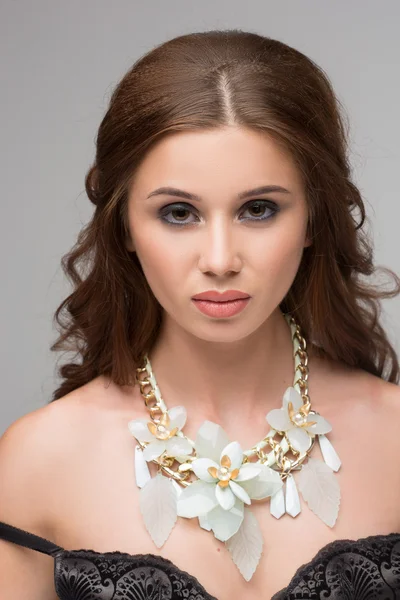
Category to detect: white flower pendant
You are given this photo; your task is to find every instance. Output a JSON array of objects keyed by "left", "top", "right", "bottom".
[{"left": 128, "top": 406, "right": 193, "bottom": 462}]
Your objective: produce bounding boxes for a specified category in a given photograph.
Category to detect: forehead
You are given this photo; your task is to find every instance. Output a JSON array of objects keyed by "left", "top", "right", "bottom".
[{"left": 129, "top": 126, "right": 303, "bottom": 197}]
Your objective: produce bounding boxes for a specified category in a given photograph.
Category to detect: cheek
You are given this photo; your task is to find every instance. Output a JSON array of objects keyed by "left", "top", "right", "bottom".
[
  {"left": 253, "top": 228, "right": 306, "bottom": 298},
  {"left": 263, "top": 236, "right": 304, "bottom": 273},
  {"left": 133, "top": 232, "right": 187, "bottom": 305}
]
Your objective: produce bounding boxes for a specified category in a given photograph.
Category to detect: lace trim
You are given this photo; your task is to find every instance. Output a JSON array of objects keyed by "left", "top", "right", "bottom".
[
  {"left": 281, "top": 532, "right": 400, "bottom": 598},
  {"left": 55, "top": 548, "right": 219, "bottom": 600}
]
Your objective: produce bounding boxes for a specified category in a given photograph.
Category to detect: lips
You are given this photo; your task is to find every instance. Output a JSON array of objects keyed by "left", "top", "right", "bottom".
[
  {"left": 192, "top": 290, "right": 250, "bottom": 302},
  {"left": 192, "top": 297, "right": 250, "bottom": 317}
]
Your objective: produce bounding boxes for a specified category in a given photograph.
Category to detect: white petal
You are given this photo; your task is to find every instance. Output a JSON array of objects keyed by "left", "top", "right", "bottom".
[
  {"left": 191, "top": 457, "right": 220, "bottom": 482},
  {"left": 239, "top": 464, "right": 283, "bottom": 500},
  {"left": 285, "top": 474, "right": 301, "bottom": 517},
  {"left": 128, "top": 418, "right": 155, "bottom": 442},
  {"left": 234, "top": 463, "right": 262, "bottom": 482},
  {"left": 229, "top": 480, "right": 251, "bottom": 505},
  {"left": 220, "top": 441, "right": 243, "bottom": 470},
  {"left": 265, "top": 408, "right": 291, "bottom": 432},
  {"left": 215, "top": 483, "right": 236, "bottom": 510},
  {"left": 142, "top": 439, "right": 166, "bottom": 461},
  {"left": 195, "top": 420, "right": 230, "bottom": 462},
  {"left": 165, "top": 435, "right": 193, "bottom": 457},
  {"left": 282, "top": 386, "right": 303, "bottom": 412},
  {"left": 318, "top": 434, "right": 341, "bottom": 472},
  {"left": 168, "top": 405, "right": 187, "bottom": 430},
  {"left": 270, "top": 486, "right": 285, "bottom": 519},
  {"left": 198, "top": 513, "right": 212, "bottom": 531},
  {"left": 207, "top": 496, "right": 244, "bottom": 541},
  {"left": 306, "top": 413, "right": 332, "bottom": 435},
  {"left": 177, "top": 480, "right": 218, "bottom": 518},
  {"left": 287, "top": 427, "right": 312, "bottom": 454}
]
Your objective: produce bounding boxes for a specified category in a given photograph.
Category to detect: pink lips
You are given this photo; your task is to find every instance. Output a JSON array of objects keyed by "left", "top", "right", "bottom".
[
  {"left": 192, "top": 290, "right": 250, "bottom": 302},
  {"left": 191, "top": 290, "right": 251, "bottom": 318}
]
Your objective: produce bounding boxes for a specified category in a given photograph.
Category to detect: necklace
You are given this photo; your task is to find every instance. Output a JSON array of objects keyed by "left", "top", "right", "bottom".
[{"left": 128, "top": 313, "right": 341, "bottom": 581}]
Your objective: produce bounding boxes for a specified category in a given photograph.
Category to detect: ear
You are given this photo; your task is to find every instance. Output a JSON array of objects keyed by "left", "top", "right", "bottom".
[{"left": 304, "top": 237, "right": 312, "bottom": 248}]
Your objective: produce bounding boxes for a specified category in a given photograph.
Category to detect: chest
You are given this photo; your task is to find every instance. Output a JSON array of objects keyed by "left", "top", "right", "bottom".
[{"left": 51, "top": 407, "right": 400, "bottom": 600}]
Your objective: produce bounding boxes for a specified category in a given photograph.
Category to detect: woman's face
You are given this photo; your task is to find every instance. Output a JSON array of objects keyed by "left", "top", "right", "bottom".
[{"left": 125, "top": 126, "right": 311, "bottom": 342}]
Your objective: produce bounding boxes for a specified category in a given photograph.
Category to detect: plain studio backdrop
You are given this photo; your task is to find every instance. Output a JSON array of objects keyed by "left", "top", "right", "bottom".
[{"left": 0, "top": 0, "right": 399, "bottom": 435}]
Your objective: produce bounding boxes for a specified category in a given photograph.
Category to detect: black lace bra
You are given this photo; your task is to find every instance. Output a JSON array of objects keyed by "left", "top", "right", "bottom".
[{"left": 1, "top": 521, "right": 400, "bottom": 599}]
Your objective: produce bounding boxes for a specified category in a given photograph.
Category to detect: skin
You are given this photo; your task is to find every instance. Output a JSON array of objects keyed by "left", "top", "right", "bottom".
[
  {"left": 2, "top": 125, "right": 400, "bottom": 600},
  {"left": 125, "top": 126, "right": 313, "bottom": 434}
]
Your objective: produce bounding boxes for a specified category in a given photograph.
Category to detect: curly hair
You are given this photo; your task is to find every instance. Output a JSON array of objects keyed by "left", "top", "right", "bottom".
[{"left": 49, "top": 29, "right": 400, "bottom": 401}]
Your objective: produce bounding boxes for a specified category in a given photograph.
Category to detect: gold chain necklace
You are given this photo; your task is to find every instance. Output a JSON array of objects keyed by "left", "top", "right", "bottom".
[{"left": 128, "top": 312, "right": 341, "bottom": 581}]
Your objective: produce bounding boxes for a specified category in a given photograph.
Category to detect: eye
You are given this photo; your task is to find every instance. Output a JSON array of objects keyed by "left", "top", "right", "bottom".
[{"left": 157, "top": 200, "right": 279, "bottom": 227}]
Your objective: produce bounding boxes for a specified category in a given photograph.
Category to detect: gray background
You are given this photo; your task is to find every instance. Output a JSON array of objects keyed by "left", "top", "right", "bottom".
[{"left": 1, "top": 0, "right": 399, "bottom": 436}]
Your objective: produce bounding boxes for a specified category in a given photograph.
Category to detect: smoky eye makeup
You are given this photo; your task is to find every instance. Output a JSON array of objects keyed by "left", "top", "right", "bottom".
[{"left": 157, "top": 199, "right": 280, "bottom": 227}]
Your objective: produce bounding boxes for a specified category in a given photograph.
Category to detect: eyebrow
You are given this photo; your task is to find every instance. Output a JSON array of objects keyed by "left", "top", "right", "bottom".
[{"left": 146, "top": 185, "right": 291, "bottom": 201}]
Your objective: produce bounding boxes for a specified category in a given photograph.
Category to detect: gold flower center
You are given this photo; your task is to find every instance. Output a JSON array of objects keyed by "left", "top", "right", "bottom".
[
  {"left": 287, "top": 401, "right": 317, "bottom": 428},
  {"left": 147, "top": 413, "right": 178, "bottom": 440},
  {"left": 208, "top": 455, "right": 241, "bottom": 487}
]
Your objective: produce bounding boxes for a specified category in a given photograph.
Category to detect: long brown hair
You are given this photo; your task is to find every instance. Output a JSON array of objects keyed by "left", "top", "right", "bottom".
[{"left": 49, "top": 29, "right": 400, "bottom": 401}]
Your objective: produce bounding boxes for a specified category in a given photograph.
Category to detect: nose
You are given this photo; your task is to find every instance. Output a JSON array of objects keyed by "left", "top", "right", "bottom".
[{"left": 197, "top": 217, "right": 243, "bottom": 276}]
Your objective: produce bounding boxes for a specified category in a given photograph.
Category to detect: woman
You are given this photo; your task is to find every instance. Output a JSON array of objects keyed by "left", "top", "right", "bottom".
[{"left": 0, "top": 29, "right": 399, "bottom": 600}]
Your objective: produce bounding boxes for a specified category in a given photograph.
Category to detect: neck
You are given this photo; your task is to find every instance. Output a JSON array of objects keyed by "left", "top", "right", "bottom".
[{"left": 146, "top": 308, "right": 300, "bottom": 426}]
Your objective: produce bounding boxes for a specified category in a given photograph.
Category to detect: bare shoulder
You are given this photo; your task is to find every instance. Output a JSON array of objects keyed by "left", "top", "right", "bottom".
[
  {"left": 1, "top": 372, "right": 139, "bottom": 472},
  {"left": 312, "top": 351, "right": 399, "bottom": 404},
  {"left": 1, "top": 375, "right": 105, "bottom": 444},
  {"left": 0, "top": 377, "right": 113, "bottom": 600},
  {"left": 0, "top": 376, "right": 111, "bottom": 529},
  {"left": 371, "top": 374, "right": 400, "bottom": 428},
  {"left": 352, "top": 367, "right": 400, "bottom": 418},
  {"left": 330, "top": 360, "right": 400, "bottom": 443},
  {"left": 310, "top": 352, "right": 400, "bottom": 437}
]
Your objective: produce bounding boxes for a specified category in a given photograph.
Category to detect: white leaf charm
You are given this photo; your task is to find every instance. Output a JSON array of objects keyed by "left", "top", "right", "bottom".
[
  {"left": 270, "top": 485, "right": 285, "bottom": 519},
  {"left": 225, "top": 508, "right": 263, "bottom": 582},
  {"left": 139, "top": 473, "right": 178, "bottom": 547},
  {"left": 297, "top": 457, "right": 340, "bottom": 527},
  {"left": 134, "top": 446, "right": 152, "bottom": 488},
  {"left": 285, "top": 474, "right": 301, "bottom": 517},
  {"left": 318, "top": 434, "right": 341, "bottom": 472}
]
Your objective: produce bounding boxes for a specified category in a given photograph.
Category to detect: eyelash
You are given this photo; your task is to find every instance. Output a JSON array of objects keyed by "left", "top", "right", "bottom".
[{"left": 158, "top": 200, "right": 279, "bottom": 227}]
